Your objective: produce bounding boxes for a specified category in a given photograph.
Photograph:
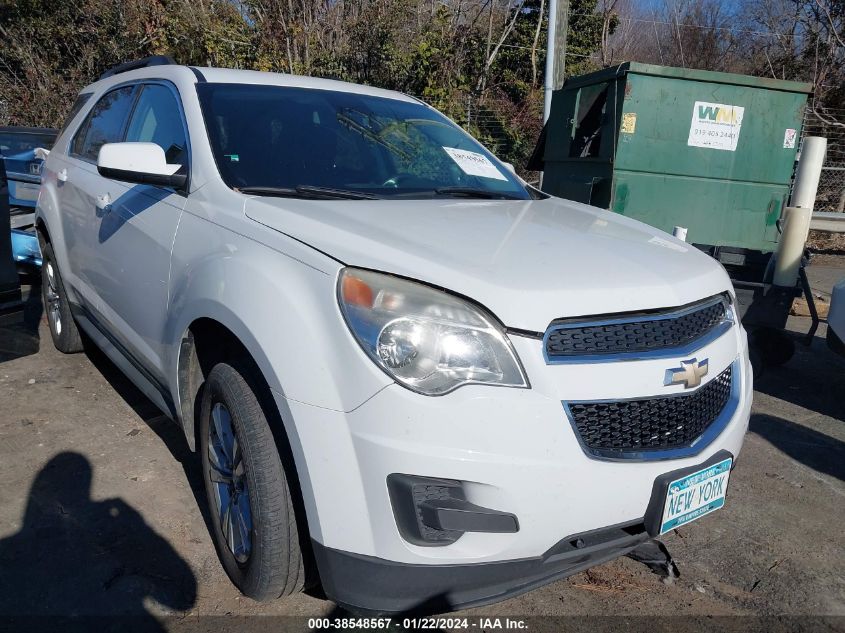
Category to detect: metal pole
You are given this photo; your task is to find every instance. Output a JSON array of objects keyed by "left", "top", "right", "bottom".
[{"left": 543, "top": 0, "right": 568, "bottom": 123}]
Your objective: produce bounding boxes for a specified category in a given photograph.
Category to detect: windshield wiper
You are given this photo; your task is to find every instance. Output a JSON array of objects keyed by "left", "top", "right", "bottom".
[
  {"left": 434, "top": 186, "right": 523, "bottom": 200},
  {"left": 238, "top": 185, "right": 381, "bottom": 200}
]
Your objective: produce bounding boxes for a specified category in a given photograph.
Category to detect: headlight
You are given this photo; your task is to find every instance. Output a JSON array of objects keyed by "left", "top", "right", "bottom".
[{"left": 338, "top": 268, "right": 529, "bottom": 395}]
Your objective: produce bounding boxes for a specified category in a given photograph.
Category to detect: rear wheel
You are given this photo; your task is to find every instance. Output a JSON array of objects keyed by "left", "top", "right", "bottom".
[
  {"left": 199, "top": 362, "right": 305, "bottom": 601},
  {"left": 40, "top": 243, "right": 83, "bottom": 353}
]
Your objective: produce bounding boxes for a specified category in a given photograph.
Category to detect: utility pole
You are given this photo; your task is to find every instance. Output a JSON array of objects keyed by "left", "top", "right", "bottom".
[{"left": 543, "top": 0, "right": 569, "bottom": 123}]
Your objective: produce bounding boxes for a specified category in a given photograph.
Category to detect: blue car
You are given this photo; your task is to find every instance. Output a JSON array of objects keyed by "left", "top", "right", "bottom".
[
  {"left": 1, "top": 126, "right": 57, "bottom": 267},
  {"left": 10, "top": 227, "right": 42, "bottom": 267}
]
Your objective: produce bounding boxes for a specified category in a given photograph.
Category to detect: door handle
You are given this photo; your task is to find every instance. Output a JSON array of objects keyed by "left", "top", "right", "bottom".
[
  {"left": 95, "top": 193, "right": 112, "bottom": 212},
  {"left": 57, "top": 168, "right": 68, "bottom": 183}
]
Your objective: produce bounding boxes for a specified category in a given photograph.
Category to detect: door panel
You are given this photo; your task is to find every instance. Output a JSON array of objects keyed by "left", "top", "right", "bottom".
[
  {"left": 93, "top": 180, "right": 187, "bottom": 376},
  {"left": 91, "top": 83, "right": 190, "bottom": 377},
  {"left": 57, "top": 157, "right": 106, "bottom": 312},
  {"left": 57, "top": 85, "right": 138, "bottom": 313}
]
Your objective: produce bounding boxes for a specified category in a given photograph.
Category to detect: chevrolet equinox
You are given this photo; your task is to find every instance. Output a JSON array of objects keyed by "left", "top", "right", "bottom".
[{"left": 35, "top": 57, "right": 752, "bottom": 613}]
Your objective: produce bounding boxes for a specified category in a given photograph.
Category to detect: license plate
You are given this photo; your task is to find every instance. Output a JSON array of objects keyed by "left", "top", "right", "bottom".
[{"left": 659, "top": 457, "right": 732, "bottom": 534}]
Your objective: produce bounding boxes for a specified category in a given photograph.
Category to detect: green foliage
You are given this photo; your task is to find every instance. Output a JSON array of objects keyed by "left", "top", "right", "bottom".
[
  {"left": 162, "top": 2, "right": 257, "bottom": 69},
  {"left": 0, "top": 0, "right": 609, "bottom": 172}
]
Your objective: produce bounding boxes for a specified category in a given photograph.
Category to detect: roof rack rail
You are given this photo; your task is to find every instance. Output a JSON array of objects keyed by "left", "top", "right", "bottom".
[{"left": 99, "top": 56, "right": 177, "bottom": 80}]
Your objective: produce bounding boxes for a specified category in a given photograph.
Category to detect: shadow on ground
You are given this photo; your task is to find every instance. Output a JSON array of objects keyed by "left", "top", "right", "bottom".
[
  {"left": 81, "top": 339, "right": 217, "bottom": 545},
  {"left": 0, "top": 277, "right": 42, "bottom": 363},
  {"left": 750, "top": 413, "right": 845, "bottom": 482},
  {"left": 80, "top": 333, "right": 329, "bottom": 606},
  {"left": 0, "top": 452, "right": 197, "bottom": 629},
  {"left": 753, "top": 330, "right": 845, "bottom": 421}
]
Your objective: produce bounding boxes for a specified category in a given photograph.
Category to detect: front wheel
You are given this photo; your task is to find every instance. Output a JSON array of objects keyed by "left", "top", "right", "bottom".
[{"left": 199, "top": 362, "right": 305, "bottom": 601}]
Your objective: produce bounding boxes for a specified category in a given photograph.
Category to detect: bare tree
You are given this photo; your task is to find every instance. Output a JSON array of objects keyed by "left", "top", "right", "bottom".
[
  {"left": 530, "top": 0, "right": 546, "bottom": 85},
  {"left": 476, "top": 0, "right": 526, "bottom": 94}
]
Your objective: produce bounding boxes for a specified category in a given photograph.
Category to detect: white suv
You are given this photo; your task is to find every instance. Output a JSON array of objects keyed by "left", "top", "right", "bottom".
[{"left": 36, "top": 57, "right": 751, "bottom": 614}]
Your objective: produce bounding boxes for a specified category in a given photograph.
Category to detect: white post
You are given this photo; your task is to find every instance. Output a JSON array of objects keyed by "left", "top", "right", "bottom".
[
  {"left": 773, "top": 207, "right": 813, "bottom": 287},
  {"left": 771, "top": 137, "right": 827, "bottom": 287},
  {"left": 790, "top": 136, "right": 827, "bottom": 209}
]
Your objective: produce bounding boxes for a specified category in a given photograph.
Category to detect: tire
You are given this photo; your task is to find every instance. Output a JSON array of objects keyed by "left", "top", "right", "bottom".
[
  {"left": 40, "top": 242, "right": 83, "bottom": 353},
  {"left": 750, "top": 327, "right": 795, "bottom": 368},
  {"left": 199, "top": 362, "right": 305, "bottom": 601}
]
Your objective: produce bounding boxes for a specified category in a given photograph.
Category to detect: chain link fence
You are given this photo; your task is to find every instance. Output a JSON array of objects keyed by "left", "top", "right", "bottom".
[
  {"left": 415, "top": 93, "right": 543, "bottom": 184},
  {"left": 802, "top": 105, "right": 845, "bottom": 213},
  {"left": 817, "top": 165, "right": 845, "bottom": 212}
]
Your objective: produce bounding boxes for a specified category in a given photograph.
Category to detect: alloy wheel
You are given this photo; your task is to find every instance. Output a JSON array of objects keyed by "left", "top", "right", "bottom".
[
  {"left": 45, "top": 262, "right": 62, "bottom": 336},
  {"left": 208, "top": 402, "right": 253, "bottom": 563}
]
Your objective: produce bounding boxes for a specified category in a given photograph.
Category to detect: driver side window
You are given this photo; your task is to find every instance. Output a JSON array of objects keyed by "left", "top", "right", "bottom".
[
  {"left": 125, "top": 84, "right": 188, "bottom": 167},
  {"left": 71, "top": 86, "right": 137, "bottom": 162}
]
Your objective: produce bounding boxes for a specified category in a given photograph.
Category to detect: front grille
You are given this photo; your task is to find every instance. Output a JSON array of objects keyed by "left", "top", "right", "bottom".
[
  {"left": 566, "top": 365, "right": 733, "bottom": 457},
  {"left": 545, "top": 297, "right": 729, "bottom": 359}
]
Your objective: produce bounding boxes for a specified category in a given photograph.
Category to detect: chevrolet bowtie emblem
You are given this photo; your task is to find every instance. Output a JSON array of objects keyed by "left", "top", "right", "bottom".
[{"left": 665, "top": 358, "right": 709, "bottom": 389}]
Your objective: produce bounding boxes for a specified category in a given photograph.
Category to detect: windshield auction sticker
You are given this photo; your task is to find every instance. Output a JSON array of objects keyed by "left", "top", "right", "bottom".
[
  {"left": 687, "top": 101, "right": 745, "bottom": 151},
  {"left": 442, "top": 147, "right": 508, "bottom": 180}
]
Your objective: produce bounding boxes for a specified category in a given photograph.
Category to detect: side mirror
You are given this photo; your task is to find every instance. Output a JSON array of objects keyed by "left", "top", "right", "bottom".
[{"left": 97, "top": 142, "right": 186, "bottom": 189}]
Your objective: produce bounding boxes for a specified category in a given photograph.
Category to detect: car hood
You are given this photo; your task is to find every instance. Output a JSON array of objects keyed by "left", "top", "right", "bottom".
[{"left": 245, "top": 195, "right": 732, "bottom": 332}]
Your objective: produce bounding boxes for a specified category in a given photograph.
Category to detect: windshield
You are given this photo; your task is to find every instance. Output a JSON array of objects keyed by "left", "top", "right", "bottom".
[
  {"left": 0, "top": 130, "right": 57, "bottom": 157},
  {"left": 196, "top": 83, "right": 531, "bottom": 200}
]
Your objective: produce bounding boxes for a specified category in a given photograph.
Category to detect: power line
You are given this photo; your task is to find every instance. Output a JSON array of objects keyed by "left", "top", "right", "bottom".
[{"left": 498, "top": 43, "right": 591, "bottom": 56}]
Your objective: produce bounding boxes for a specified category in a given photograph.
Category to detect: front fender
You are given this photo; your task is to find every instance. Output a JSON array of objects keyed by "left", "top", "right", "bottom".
[
  {"left": 165, "top": 209, "right": 392, "bottom": 419},
  {"left": 34, "top": 157, "right": 64, "bottom": 256}
]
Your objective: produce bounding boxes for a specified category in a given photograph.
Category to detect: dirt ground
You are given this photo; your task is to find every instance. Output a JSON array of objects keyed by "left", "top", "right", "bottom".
[
  {"left": 0, "top": 259, "right": 844, "bottom": 631},
  {"left": 809, "top": 230, "right": 845, "bottom": 253}
]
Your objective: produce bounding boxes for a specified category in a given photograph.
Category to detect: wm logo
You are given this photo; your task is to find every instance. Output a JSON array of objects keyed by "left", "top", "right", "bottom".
[{"left": 697, "top": 104, "right": 739, "bottom": 124}]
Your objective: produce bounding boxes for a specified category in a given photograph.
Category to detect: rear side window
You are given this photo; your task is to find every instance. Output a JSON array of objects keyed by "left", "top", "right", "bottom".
[
  {"left": 71, "top": 86, "right": 137, "bottom": 161},
  {"left": 125, "top": 84, "right": 188, "bottom": 166}
]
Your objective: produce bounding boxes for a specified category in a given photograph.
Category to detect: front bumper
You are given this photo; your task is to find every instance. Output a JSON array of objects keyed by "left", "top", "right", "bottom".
[
  {"left": 313, "top": 520, "right": 650, "bottom": 614},
  {"left": 314, "top": 449, "right": 733, "bottom": 614},
  {"left": 280, "top": 323, "right": 752, "bottom": 611}
]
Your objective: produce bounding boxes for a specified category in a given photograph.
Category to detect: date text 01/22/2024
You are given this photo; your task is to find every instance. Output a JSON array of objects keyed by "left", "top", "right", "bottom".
[{"left": 308, "top": 618, "right": 529, "bottom": 629}]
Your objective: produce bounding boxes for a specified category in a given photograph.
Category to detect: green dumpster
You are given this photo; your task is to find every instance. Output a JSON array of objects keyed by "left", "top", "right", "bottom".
[{"left": 536, "top": 63, "right": 812, "bottom": 258}]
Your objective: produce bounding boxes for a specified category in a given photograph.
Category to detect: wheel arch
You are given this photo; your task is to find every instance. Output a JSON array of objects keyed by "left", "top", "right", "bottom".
[
  {"left": 34, "top": 164, "right": 64, "bottom": 254},
  {"left": 177, "top": 315, "right": 317, "bottom": 581},
  {"left": 35, "top": 216, "right": 50, "bottom": 250},
  {"left": 176, "top": 314, "right": 283, "bottom": 452}
]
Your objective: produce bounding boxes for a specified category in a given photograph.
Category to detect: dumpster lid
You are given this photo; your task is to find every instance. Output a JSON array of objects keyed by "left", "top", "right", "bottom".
[{"left": 562, "top": 62, "right": 813, "bottom": 95}]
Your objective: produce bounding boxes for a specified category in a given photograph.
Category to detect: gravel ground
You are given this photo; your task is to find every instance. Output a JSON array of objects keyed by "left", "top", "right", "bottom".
[
  {"left": 0, "top": 263, "right": 843, "bottom": 631},
  {"left": 809, "top": 230, "right": 845, "bottom": 253}
]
